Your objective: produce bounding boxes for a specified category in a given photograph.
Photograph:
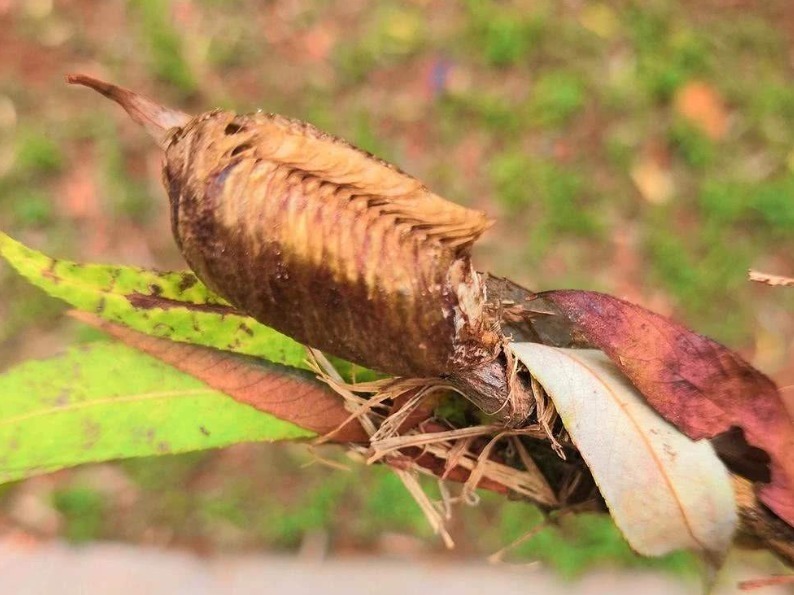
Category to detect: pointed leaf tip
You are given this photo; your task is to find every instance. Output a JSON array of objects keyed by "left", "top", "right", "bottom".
[{"left": 66, "top": 73, "right": 192, "bottom": 147}]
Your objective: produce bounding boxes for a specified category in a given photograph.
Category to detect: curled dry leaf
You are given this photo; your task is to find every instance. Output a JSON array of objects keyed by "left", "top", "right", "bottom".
[
  {"left": 71, "top": 311, "right": 369, "bottom": 443},
  {"left": 532, "top": 290, "right": 794, "bottom": 528},
  {"left": 509, "top": 343, "right": 737, "bottom": 561}
]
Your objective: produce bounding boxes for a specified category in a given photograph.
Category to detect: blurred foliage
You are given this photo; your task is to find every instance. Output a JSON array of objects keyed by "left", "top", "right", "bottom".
[
  {"left": 52, "top": 486, "right": 106, "bottom": 543},
  {"left": 0, "top": 0, "right": 793, "bottom": 579}
]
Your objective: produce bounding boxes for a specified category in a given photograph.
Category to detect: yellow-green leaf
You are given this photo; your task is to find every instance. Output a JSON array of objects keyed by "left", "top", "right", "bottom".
[
  {"left": 0, "top": 342, "right": 314, "bottom": 484},
  {"left": 0, "top": 233, "right": 308, "bottom": 369}
]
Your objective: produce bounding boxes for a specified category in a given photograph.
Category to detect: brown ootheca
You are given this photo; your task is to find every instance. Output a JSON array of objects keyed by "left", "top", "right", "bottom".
[{"left": 67, "top": 74, "right": 527, "bottom": 419}]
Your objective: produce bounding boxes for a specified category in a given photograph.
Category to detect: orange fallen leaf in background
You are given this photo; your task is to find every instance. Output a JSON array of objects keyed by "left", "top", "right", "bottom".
[{"left": 674, "top": 81, "right": 729, "bottom": 141}]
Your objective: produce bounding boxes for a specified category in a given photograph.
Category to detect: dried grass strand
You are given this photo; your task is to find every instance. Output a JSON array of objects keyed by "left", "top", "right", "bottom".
[
  {"left": 309, "top": 349, "right": 561, "bottom": 530},
  {"left": 530, "top": 376, "right": 564, "bottom": 459},
  {"left": 369, "top": 425, "right": 502, "bottom": 463},
  {"left": 748, "top": 270, "right": 794, "bottom": 287},
  {"left": 487, "top": 520, "right": 549, "bottom": 564},
  {"left": 393, "top": 468, "right": 454, "bottom": 549},
  {"left": 442, "top": 436, "right": 475, "bottom": 480},
  {"left": 421, "top": 442, "right": 558, "bottom": 506},
  {"left": 463, "top": 432, "right": 506, "bottom": 497}
]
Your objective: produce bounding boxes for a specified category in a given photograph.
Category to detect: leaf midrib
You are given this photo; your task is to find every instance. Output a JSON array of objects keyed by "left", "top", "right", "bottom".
[
  {"left": 0, "top": 388, "right": 216, "bottom": 428},
  {"left": 556, "top": 348, "right": 709, "bottom": 553}
]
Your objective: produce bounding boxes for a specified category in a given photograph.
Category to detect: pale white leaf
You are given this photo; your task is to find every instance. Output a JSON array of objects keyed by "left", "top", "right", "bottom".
[{"left": 509, "top": 342, "right": 737, "bottom": 559}]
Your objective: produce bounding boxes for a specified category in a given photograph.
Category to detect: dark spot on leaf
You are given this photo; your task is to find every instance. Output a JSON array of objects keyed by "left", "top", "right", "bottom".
[
  {"left": 54, "top": 391, "right": 70, "bottom": 407},
  {"left": 96, "top": 296, "right": 106, "bottom": 313},
  {"left": 83, "top": 419, "right": 101, "bottom": 449},
  {"left": 156, "top": 441, "right": 170, "bottom": 453},
  {"left": 42, "top": 259, "right": 60, "bottom": 283},
  {"left": 199, "top": 425, "right": 210, "bottom": 436},
  {"left": 178, "top": 274, "right": 198, "bottom": 292},
  {"left": 107, "top": 268, "right": 121, "bottom": 291},
  {"left": 127, "top": 292, "right": 239, "bottom": 315},
  {"left": 149, "top": 283, "right": 163, "bottom": 296},
  {"left": 153, "top": 322, "right": 175, "bottom": 335},
  {"left": 238, "top": 322, "right": 254, "bottom": 336}
]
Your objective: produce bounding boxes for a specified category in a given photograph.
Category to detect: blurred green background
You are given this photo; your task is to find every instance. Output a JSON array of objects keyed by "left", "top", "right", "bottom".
[{"left": 0, "top": 0, "right": 792, "bottom": 581}]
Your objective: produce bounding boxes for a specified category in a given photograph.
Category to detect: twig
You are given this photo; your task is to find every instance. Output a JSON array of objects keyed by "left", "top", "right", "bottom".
[
  {"left": 748, "top": 270, "right": 794, "bottom": 287},
  {"left": 738, "top": 575, "right": 794, "bottom": 591}
]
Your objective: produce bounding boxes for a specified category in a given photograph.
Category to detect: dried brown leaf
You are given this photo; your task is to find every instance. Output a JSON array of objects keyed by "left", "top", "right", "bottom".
[
  {"left": 71, "top": 311, "right": 369, "bottom": 443},
  {"left": 534, "top": 290, "right": 794, "bottom": 528}
]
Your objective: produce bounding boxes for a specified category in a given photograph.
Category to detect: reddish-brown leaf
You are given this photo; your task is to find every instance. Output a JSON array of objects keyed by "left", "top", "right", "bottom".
[
  {"left": 70, "top": 312, "right": 509, "bottom": 492},
  {"left": 534, "top": 290, "right": 794, "bottom": 528},
  {"left": 71, "top": 311, "right": 369, "bottom": 443}
]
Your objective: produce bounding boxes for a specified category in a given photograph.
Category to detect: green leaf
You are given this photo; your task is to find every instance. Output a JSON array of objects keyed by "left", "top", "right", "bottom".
[
  {"left": 0, "top": 342, "right": 314, "bottom": 485},
  {"left": 0, "top": 233, "right": 309, "bottom": 369}
]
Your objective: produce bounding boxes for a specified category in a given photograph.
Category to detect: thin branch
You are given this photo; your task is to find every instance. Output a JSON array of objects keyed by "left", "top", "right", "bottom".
[{"left": 748, "top": 269, "right": 794, "bottom": 287}]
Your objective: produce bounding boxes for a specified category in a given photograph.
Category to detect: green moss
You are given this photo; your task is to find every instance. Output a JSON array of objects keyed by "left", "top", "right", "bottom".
[
  {"left": 335, "top": 4, "right": 427, "bottom": 82},
  {"left": 351, "top": 111, "right": 393, "bottom": 161},
  {"left": 122, "top": 452, "right": 209, "bottom": 490},
  {"left": 434, "top": 392, "right": 471, "bottom": 427},
  {"left": 529, "top": 72, "right": 585, "bottom": 127},
  {"left": 644, "top": 204, "right": 758, "bottom": 344},
  {"left": 199, "top": 490, "right": 249, "bottom": 529},
  {"left": 52, "top": 486, "right": 105, "bottom": 543},
  {"left": 12, "top": 190, "right": 54, "bottom": 227},
  {"left": 362, "top": 468, "right": 432, "bottom": 537},
  {"left": 498, "top": 505, "right": 699, "bottom": 579},
  {"left": 752, "top": 176, "right": 794, "bottom": 232},
  {"left": 131, "top": 0, "right": 197, "bottom": 95},
  {"left": 698, "top": 175, "right": 794, "bottom": 234},
  {"left": 464, "top": 0, "right": 546, "bottom": 67},
  {"left": 99, "top": 135, "right": 155, "bottom": 223},
  {"left": 15, "top": 130, "right": 63, "bottom": 175},
  {"left": 441, "top": 92, "right": 522, "bottom": 135},
  {"left": 490, "top": 153, "right": 601, "bottom": 254},
  {"left": 669, "top": 120, "right": 714, "bottom": 169},
  {"left": 257, "top": 474, "right": 349, "bottom": 547},
  {"left": 626, "top": 8, "right": 711, "bottom": 101}
]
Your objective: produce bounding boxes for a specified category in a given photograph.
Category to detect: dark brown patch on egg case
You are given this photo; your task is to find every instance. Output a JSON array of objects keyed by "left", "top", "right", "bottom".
[{"left": 162, "top": 110, "right": 499, "bottom": 378}]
